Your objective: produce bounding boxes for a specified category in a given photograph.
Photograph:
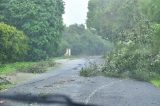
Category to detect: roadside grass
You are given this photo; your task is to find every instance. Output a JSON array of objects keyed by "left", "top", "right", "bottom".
[
  {"left": 0, "top": 58, "right": 58, "bottom": 90},
  {"left": 0, "top": 56, "right": 68, "bottom": 74},
  {"left": 0, "top": 62, "right": 35, "bottom": 74},
  {"left": 150, "top": 77, "right": 160, "bottom": 88},
  {"left": 0, "top": 60, "right": 56, "bottom": 75},
  {"left": 0, "top": 56, "right": 74, "bottom": 90}
]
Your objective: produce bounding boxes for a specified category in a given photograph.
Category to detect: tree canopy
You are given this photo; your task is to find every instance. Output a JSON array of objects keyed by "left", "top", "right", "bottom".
[
  {"left": 58, "top": 24, "right": 113, "bottom": 56},
  {"left": 86, "top": 0, "right": 160, "bottom": 80},
  {"left": 0, "top": 0, "right": 64, "bottom": 61}
]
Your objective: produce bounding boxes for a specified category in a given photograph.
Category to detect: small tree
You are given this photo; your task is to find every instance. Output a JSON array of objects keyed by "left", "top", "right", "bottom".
[{"left": 0, "top": 22, "right": 28, "bottom": 63}]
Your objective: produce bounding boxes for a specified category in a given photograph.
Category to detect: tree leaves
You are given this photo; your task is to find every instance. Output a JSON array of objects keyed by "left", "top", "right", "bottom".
[
  {"left": 0, "top": 0, "right": 64, "bottom": 61},
  {"left": 0, "top": 22, "right": 28, "bottom": 63}
]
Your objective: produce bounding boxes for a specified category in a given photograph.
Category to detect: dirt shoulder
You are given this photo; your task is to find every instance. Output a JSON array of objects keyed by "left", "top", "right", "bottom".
[{"left": 0, "top": 73, "right": 37, "bottom": 85}]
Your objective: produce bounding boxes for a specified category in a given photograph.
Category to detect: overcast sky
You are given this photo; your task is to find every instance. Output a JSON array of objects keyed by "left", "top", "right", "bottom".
[{"left": 63, "top": 0, "right": 89, "bottom": 26}]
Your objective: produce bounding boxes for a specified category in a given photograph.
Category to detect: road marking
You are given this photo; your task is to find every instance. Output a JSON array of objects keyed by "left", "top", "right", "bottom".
[{"left": 85, "top": 80, "right": 122, "bottom": 105}]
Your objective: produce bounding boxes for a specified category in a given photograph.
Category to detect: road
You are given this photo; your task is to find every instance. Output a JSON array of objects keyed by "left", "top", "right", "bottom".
[{"left": 0, "top": 57, "right": 160, "bottom": 106}]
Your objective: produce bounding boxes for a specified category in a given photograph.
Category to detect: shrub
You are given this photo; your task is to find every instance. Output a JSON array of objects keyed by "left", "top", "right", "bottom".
[
  {"left": 80, "top": 62, "right": 102, "bottom": 77},
  {"left": 18, "top": 60, "right": 55, "bottom": 73},
  {"left": 0, "top": 77, "right": 11, "bottom": 90},
  {"left": 20, "top": 64, "right": 47, "bottom": 73},
  {"left": 0, "top": 22, "right": 28, "bottom": 63}
]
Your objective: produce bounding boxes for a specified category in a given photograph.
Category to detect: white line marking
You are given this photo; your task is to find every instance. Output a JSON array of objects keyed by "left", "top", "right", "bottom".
[{"left": 85, "top": 80, "right": 122, "bottom": 105}]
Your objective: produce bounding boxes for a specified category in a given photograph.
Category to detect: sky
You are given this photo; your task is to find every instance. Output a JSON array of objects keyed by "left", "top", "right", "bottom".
[{"left": 63, "top": 0, "right": 89, "bottom": 26}]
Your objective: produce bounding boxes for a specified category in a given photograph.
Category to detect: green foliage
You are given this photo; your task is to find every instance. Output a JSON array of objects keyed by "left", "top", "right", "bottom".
[
  {"left": 87, "top": 0, "right": 151, "bottom": 42},
  {"left": 87, "top": 0, "right": 123, "bottom": 41},
  {"left": 0, "top": 0, "right": 64, "bottom": 61},
  {"left": 0, "top": 83, "right": 12, "bottom": 90},
  {"left": 84, "top": 0, "right": 160, "bottom": 81},
  {"left": 80, "top": 62, "right": 100, "bottom": 77},
  {"left": 0, "top": 22, "right": 28, "bottom": 63},
  {"left": 103, "top": 47, "right": 153, "bottom": 81},
  {"left": 139, "top": 0, "right": 160, "bottom": 23},
  {"left": 151, "top": 78, "right": 160, "bottom": 88},
  {"left": 58, "top": 24, "right": 113, "bottom": 56},
  {"left": 151, "top": 24, "right": 160, "bottom": 54},
  {"left": 0, "top": 62, "right": 35, "bottom": 74},
  {"left": 0, "top": 59, "right": 55, "bottom": 74}
]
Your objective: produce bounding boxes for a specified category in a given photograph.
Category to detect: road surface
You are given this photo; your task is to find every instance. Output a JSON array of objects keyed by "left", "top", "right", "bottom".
[{"left": 0, "top": 57, "right": 160, "bottom": 106}]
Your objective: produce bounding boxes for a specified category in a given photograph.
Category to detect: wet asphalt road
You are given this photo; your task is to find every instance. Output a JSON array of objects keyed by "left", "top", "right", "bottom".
[{"left": 0, "top": 57, "right": 160, "bottom": 106}]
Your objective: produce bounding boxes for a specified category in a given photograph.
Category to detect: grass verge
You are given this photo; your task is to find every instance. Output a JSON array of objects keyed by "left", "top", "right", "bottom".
[
  {"left": 0, "top": 58, "right": 57, "bottom": 90},
  {"left": 151, "top": 77, "right": 160, "bottom": 88},
  {"left": 0, "top": 62, "right": 35, "bottom": 74},
  {"left": 0, "top": 59, "right": 56, "bottom": 74}
]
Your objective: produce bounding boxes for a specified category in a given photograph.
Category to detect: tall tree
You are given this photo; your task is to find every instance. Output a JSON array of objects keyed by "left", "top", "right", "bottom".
[
  {"left": 87, "top": 0, "right": 150, "bottom": 43},
  {"left": 0, "top": 0, "right": 64, "bottom": 61},
  {"left": 139, "top": 0, "right": 160, "bottom": 24}
]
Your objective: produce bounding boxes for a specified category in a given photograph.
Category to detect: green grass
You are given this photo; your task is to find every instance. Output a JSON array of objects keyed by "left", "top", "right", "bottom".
[
  {"left": 0, "top": 62, "right": 35, "bottom": 74},
  {"left": 151, "top": 78, "right": 160, "bottom": 88}
]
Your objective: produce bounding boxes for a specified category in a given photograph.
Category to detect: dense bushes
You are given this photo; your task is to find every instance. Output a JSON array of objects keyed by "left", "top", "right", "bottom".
[{"left": 0, "top": 22, "right": 28, "bottom": 64}]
